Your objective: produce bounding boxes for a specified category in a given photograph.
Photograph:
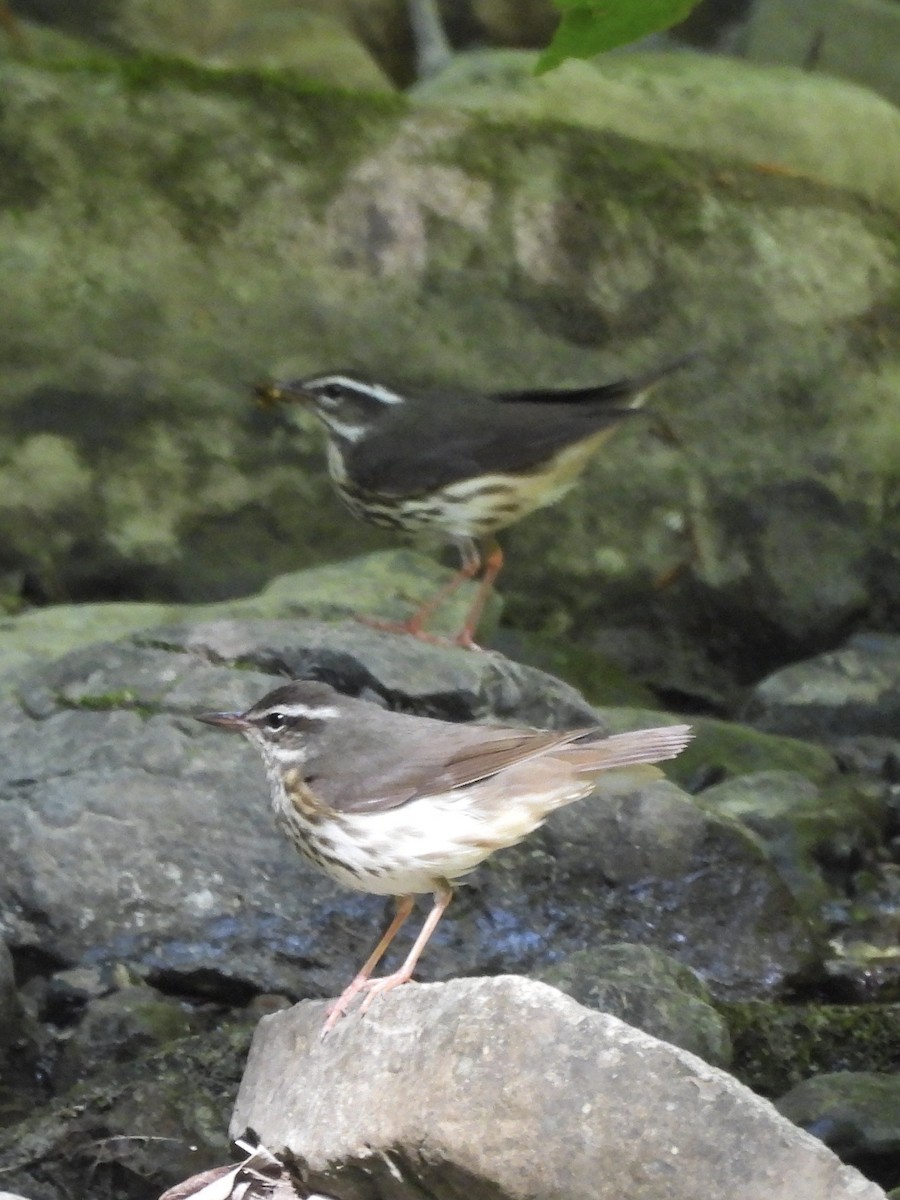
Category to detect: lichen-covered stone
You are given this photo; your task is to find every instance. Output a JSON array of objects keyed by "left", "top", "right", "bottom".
[
  {"left": 724, "top": 1001, "right": 900, "bottom": 1097},
  {"left": 697, "top": 769, "right": 888, "bottom": 917},
  {"left": 776, "top": 1071, "right": 900, "bottom": 1162}
]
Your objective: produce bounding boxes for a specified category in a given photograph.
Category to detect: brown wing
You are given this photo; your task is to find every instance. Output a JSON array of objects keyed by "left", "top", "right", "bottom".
[
  {"left": 439, "top": 726, "right": 601, "bottom": 790},
  {"left": 329, "top": 724, "right": 601, "bottom": 814}
]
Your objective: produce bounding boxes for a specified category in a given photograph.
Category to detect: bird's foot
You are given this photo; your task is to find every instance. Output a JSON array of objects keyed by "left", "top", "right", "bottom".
[
  {"left": 357, "top": 968, "right": 416, "bottom": 1015},
  {"left": 353, "top": 612, "right": 483, "bottom": 651},
  {"left": 452, "top": 627, "right": 483, "bottom": 651},
  {"left": 320, "top": 972, "right": 371, "bottom": 1038},
  {"left": 320, "top": 969, "right": 416, "bottom": 1037}
]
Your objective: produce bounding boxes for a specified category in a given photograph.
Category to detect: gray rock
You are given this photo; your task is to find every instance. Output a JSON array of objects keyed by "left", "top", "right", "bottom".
[
  {"left": 0, "top": 1023, "right": 252, "bottom": 1200},
  {"left": 53, "top": 984, "right": 201, "bottom": 1090},
  {"left": 107, "top": 1, "right": 395, "bottom": 89},
  {"left": 230, "top": 975, "right": 886, "bottom": 1200},
  {"left": 697, "top": 769, "right": 888, "bottom": 916},
  {"left": 534, "top": 942, "right": 732, "bottom": 1066},
  {"left": 716, "top": 479, "right": 870, "bottom": 646},
  {"left": 0, "top": 618, "right": 818, "bottom": 1000},
  {"left": 744, "top": 633, "right": 900, "bottom": 740},
  {"left": 777, "top": 1071, "right": 900, "bottom": 1161},
  {"left": 0, "top": 549, "right": 500, "bottom": 686}
]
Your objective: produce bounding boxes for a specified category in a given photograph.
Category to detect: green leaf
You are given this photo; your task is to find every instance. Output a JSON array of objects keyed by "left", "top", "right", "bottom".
[{"left": 536, "top": 0, "right": 702, "bottom": 73}]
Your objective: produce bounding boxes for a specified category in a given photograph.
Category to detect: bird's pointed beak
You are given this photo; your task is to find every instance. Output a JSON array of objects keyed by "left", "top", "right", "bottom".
[
  {"left": 196, "top": 710, "right": 251, "bottom": 733},
  {"left": 254, "top": 380, "right": 311, "bottom": 409}
]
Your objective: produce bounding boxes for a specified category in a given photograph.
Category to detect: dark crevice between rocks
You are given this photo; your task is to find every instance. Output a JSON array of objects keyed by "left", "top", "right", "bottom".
[
  {"left": 143, "top": 969, "right": 261, "bottom": 1009},
  {"left": 9, "top": 942, "right": 68, "bottom": 987}
]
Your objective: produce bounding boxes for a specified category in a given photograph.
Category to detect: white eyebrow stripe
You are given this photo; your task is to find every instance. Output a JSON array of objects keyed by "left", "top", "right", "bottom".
[
  {"left": 261, "top": 704, "right": 342, "bottom": 720},
  {"left": 304, "top": 375, "right": 405, "bottom": 405}
]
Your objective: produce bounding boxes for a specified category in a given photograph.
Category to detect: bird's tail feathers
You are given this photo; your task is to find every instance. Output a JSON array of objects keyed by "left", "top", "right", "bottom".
[
  {"left": 564, "top": 724, "right": 693, "bottom": 773},
  {"left": 493, "top": 349, "right": 699, "bottom": 411},
  {"left": 621, "top": 349, "right": 701, "bottom": 411}
]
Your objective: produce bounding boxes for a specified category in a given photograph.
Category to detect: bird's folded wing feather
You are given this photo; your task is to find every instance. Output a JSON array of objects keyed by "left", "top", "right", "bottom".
[
  {"left": 331, "top": 726, "right": 600, "bottom": 812},
  {"left": 344, "top": 411, "right": 636, "bottom": 494}
]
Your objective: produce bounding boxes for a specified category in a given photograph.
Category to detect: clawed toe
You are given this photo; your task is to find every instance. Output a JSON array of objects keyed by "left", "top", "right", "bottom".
[
  {"left": 320, "top": 972, "right": 414, "bottom": 1034},
  {"left": 353, "top": 612, "right": 483, "bottom": 650},
  {"left": 320, "top": 974, "right": 370, "bottom": 1037},
  {"left": 357, "top": 971, "right": 413, "bottom": 1015},
  {"left": 353, "top": 613, "right": 443, "bottom": 643}
]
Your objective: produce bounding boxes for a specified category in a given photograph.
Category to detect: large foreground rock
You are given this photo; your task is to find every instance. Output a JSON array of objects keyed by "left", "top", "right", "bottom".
[{"left": 230, "top": 975, "right": 885, "bottom": 1200}]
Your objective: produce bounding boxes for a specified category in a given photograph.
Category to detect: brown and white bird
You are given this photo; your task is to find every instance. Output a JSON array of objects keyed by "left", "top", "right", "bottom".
[
  {"left": 198, "top": 680, "right": 692, "bottom": 1034},
  {"left": 256, "top": 353, "right": 693, "bottom": 648}
]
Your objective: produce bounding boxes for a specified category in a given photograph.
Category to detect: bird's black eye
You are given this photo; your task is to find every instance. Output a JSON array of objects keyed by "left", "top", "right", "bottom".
[
  {"left": 320, "top": 383, "right": 344, "bottom": 402},
  {"left": 264, "top": 712, "right": 287, "bottom": 731}
]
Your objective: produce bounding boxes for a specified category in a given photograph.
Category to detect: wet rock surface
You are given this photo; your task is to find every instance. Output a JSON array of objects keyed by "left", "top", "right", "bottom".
[
  {"left": 0, "top": 576, "right": 894, "bottom": 1198},
  {"left": 0, "top": 1022, "right": 252, "bottom": 1200}
]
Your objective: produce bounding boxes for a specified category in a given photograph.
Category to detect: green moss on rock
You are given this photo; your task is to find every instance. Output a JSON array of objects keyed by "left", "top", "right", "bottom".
[{"left": 723, "top": 999, "right": 900, "bottom": 1096}]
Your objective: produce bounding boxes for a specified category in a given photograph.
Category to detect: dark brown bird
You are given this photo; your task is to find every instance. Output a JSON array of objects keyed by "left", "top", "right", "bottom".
[
  {"left": 257, "top": 353, "right": 693, "bottom": 647},
  {"left": 198, "top": 680, "right": 692, "bottom": 1033}
]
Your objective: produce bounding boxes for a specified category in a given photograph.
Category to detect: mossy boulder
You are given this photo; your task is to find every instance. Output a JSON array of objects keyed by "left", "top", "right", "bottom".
[
  {"left": 697, "top": 770, "right": 888, "bottom": 918},
  {"left": 724, "top": 1000, "right": 900, "bottom": 1097},
  {"left": 536, "top": 942, "right": 732, "bottom": 1066},
  {"left": 0, "top": 52, "right": 897, "bottom": 703},
  {"left": 412, "top": 48, "right": 900, "bottom": 214}
]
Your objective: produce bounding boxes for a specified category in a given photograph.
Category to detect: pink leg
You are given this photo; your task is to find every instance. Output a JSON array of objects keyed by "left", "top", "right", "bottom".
[
  {"left": 321, "top": 895, "right": 414, "bottom": 1037},
  {"left": 357, "top": 557, "right": 480, "bottom": 641},
  {"left": 404, "top": 554, "right": 481, "bottom": 636},
  {"left": 356, "top": 539, "right": 488, "bottom": 647},
  {"left": 358, "top": 881, "right": 454, "bottom": 1016},
  {"left": 455, "top": 538, "right": 503, "bottom": 649}
]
